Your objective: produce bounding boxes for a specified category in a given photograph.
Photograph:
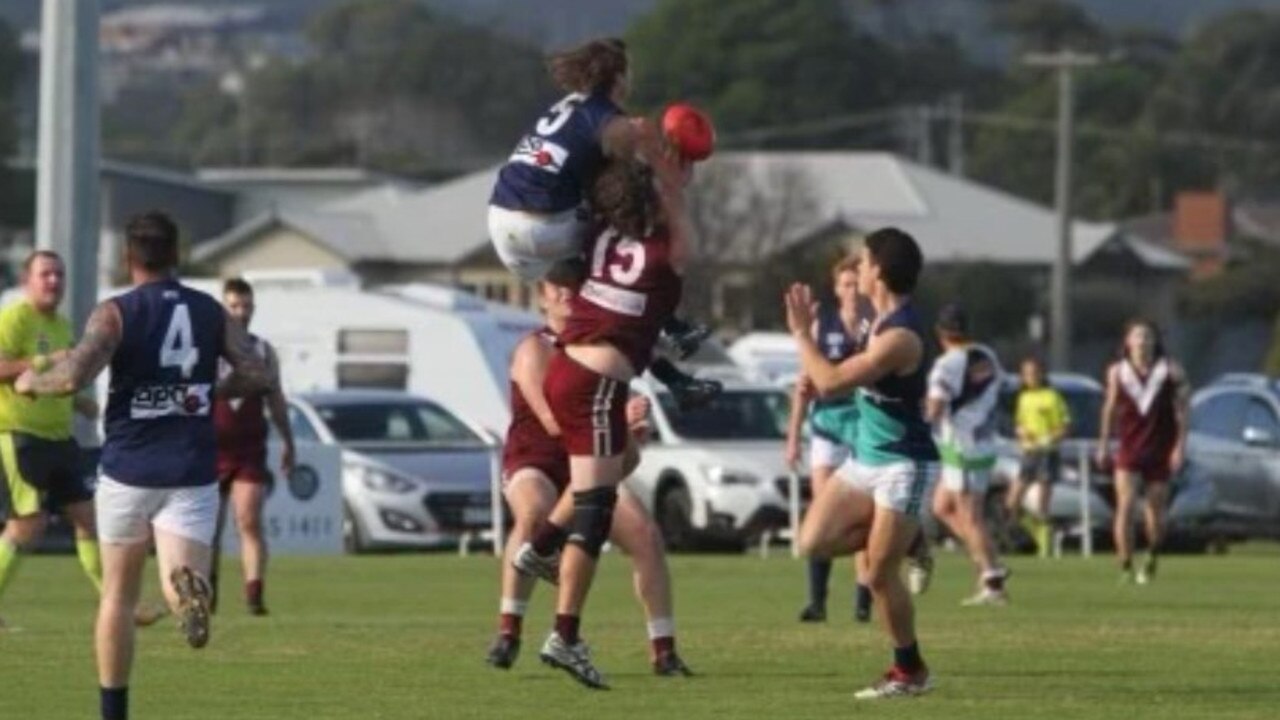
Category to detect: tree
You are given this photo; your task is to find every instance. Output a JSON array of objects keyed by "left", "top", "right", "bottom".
[
  {"left": 626, "top": 0, "right": 898, "bottom": 139},
  {"left": 681, "top": 157, "right": 821, "bottom": 331},
  {"left": 172, "top": 0, "right": 551, "bottom": 172}
]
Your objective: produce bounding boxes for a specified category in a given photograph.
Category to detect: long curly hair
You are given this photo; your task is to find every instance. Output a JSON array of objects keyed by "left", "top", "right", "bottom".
[
  {"left": 547, "top": 37, "right": 627, "bottom": 96},
  {"left": 590, "top": 159, "right": 661, "bottom": 239}
]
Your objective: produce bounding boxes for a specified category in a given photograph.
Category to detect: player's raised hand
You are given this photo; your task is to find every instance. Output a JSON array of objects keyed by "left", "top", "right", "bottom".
[{"left": 784, "top": 283, "right": 816, "bottom": 338}]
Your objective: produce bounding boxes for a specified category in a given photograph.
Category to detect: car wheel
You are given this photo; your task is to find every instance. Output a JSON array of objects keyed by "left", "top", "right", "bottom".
[
  {"left": 657, "top": 482, "right": 695, "bottom": 552},
  {"left": 343, "top": 504, "right": 370, "bottom": 554}
]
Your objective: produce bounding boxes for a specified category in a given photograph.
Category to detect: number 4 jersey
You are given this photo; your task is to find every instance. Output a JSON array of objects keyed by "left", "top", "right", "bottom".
[
  {"left": 559, "top": 223, "right": 682, "bottom": 373},
  {"left": 101, "top": 279, "right": 226, "bottom": 488}
]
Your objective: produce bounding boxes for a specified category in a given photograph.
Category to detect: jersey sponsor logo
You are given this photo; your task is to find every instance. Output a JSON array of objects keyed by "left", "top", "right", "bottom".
[
  {"left": 509, "top": 136, "right": 569, "bottom": 174},
  {"left": 1118, "top": 358, "right": 1169, "bottom": 416},
  {"left": 824, "top": 332, "right": 846, "bottom": 359},
  {"left": 130, "top": 383, "right": 212, "bottom": 419},
  {"left": 581, "top": 279, "right": 647, "bottom": 317}
]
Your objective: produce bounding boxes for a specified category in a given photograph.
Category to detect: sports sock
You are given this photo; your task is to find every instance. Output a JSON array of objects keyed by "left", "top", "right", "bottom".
[
  {"left": 647, "top": 617, "right": 676, "bottom": 657},
  {"left": 554, "top": 613, "right": 581, "bottom": 645},
  {"left": 855, "top": 583, "right": 872, "bottom": 612},
  {"left": 100, "top": 686, "right": 128, "bottom": 720},
  {"left": 76, "top": 538, "right": 103, "bottom": 594},
  {"left": 807, "top": 559, "right": 832, "bottom": 608},
  {"left": 893, "top": 641, "right": 924, "bottom": 673},
  {"left": 499, "top": 598, "right": 527, "bottom": 638},
  {"left": 982, "top": 568, "right": 1006, "bottom": 592},
  {"left": 0, "top": 537, "right": 22, "bottom": 602},
  {"left": 245, "top": 579, "right": 264, "bottom": 607},
  {"left": 530, "top": 521, "right": 568, "bottom": 556}
]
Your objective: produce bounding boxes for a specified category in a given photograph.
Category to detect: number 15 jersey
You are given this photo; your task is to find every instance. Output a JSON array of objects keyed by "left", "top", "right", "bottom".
[
  {"left": 560, "top": 223, "right": 683, "bottom": 373},
  {"left": 101, "top": 279, "right": 225, "bottom": 488}
]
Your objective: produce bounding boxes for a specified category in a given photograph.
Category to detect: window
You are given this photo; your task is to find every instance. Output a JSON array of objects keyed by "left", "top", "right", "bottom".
[
  {"left": 1242, "top": 398, "right": 1280, "bottom": 438},
  {"left": 287, "top": 405, "right": 320, "bottom": 442},
  {"left": 314, "top": 401, "right": 482, "bottom": 446},
  {"left": 483, "top": 282, "right": 510, "bottom": 304},
  {"left": 1191, "top": 394, "right": 1249, "bottom": 441},
  {"left": 338, "top": 329, "right": 409, "bottom": 355},
  {"left": 336, "top": 362, "right": 409, "bottom": 390},
  {"left": 656, "top": 390, "right": 790, "bottom": 440}
]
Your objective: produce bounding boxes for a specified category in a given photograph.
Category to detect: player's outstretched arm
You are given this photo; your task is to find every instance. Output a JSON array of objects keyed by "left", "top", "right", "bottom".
[
  {"left": 218, "top": 312, "right": 273, "bottom": 398},
  {"left": 263, "top": 343, "right": 297, "bottom": 475},
  {"left": 16, "top": 301, "right": 122, "bottom": 396},
  {"left": 784, "top": 284, "right": 915, "bottom": 396}
]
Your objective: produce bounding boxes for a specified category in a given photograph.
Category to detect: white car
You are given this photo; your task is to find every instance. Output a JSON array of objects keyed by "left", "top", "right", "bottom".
[{"left": 627, "top": 369, "right": 795, "bottom": 550}]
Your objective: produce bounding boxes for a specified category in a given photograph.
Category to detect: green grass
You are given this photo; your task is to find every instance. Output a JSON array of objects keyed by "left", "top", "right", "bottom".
[{"left": 2, "top": 546, "right": 1279, "bottom": 719}]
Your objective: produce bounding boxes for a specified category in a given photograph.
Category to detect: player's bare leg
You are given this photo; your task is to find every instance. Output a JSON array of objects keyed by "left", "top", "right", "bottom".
[
  {"left": 1137, "top": 481, "right": 1169, "bottom": 584},
  {"left": 230, "top": 479, "right": 269, "bottom": 614},
  {"left": 154, "top": 528, "right": 213, "bottom": 649},
  {"left": 799, "top": 465, "right": 837, "bottom": 622},
  {"left": 541, "top": 454, "right": 624, "bottom": 690},
  {"left": 514, "top": 487, "right": 573, "bottom": 584},
  {"left": 798, "top": 481, "right": 873, "bottom": 560},
  {"left": 96, "top": 540, "right": 148, "bottom": 720},
  {"left": 63, "top": 501, "right": 167, "bottom": 627},
  {"left": 855, "top": 506, "right": 932, "bottom": 699},
  {"left": 609, "top": 487, "right": 690, "bottom": 676},
  {"left": 956, "top": 491, "right": 1008, "bottom": 605},
  {"left": 1113, "top": 471, "right": 1139, "bottom": 582},
  {"left": 488, "top": 471, "right": 556, "bottom": 669},
  {"left": 854, "top": 550, "right": 873, "bottom": 622}
]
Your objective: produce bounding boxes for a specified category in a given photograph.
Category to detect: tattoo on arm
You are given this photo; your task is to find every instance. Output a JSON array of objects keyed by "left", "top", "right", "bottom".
[{"left": 27, "top": 302, "right": 122, "bottom": 395}]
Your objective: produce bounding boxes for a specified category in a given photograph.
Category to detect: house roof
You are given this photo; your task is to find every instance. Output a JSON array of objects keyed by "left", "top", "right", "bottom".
[{"left": 194, "top": 151, "right": 1190, "bottom": 271}]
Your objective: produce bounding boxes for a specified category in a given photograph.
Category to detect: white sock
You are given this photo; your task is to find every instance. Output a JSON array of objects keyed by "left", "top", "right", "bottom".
[
  {"left": 646, "top": 616, "right": 675, "bottom": 640},
  {"left": 500, "top": 598, "right": 528, "bottom": 616}
]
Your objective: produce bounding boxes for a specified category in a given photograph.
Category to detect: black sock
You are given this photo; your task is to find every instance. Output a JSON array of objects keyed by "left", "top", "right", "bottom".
[
  {"left": 649, "top": 357, "right": 690, "bottom": 387},
  {"left": 893, "top": 642, "right": 924, "bottom": 673},
  {"left": 807, "top": 559, "right": 832, "bottom": 608},
  {"left": 855, "top": 583, "right": 872, "bottom": 611},
  {"left": 101, "top": 686, "right": 128, "bottom": 720}
]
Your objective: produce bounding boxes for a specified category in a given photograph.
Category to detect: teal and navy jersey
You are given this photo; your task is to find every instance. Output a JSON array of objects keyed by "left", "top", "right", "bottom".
[
  {"left": 809, "top": 303, "right": 869, "bottom": 447},
  {"left": 101, "top": 279, "right": 225, "bottom": 489},
  {"left": 490, "top": 92, "right": 623, "bottom": 214},
  {"left": 854, "top": 301, "right": 939, "bottom": 466}
]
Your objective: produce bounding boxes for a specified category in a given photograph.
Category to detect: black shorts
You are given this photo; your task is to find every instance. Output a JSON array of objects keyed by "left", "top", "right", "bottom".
[
  {"left": 1019, "top": 448, "right": 1061, "bottom": 484},
  {"left": 0, "top": 432, "right": 90, "bottom": 517}
]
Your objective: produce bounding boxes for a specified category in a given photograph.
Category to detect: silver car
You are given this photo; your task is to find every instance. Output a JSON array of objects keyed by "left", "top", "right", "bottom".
[
  {"left": 1186, "top": 374, "right": 1280, "bottom": 541},
  {"left": 286, "top": 390, "right": 495, "bottom": 552}
]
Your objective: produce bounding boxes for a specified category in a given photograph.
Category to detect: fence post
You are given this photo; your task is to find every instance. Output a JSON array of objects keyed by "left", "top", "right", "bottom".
[
  {"left": 1079, "top": 443, "right": 1093, "bottom": 558},
  {"left": 789, "top": 465, "right": 802, "bottom": 559}
]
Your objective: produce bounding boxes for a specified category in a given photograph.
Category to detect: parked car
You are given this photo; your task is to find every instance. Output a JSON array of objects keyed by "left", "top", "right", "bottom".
[
  {"left": 627, "top": 368, "right": 795, "bottom": 551},
  {"left": 286, "top": 390, "right": 496, "bottom": 552},
  {"left": 1186, "top": 374, "right": 1280, "bottom": 542},
  {"left": 986, "top": 372, "right": 1216, "bottom": 552}
]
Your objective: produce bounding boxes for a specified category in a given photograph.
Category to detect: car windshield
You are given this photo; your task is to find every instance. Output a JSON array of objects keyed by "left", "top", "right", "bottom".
[
  {"left": 995, "top": 385, "right": 1102, "bottom": 440},
  {"left": 657, "top": 389, "right": 790, "bottom": 440},
  {"left": 314, "top": 401, "right": 484, "bottom": 446}
]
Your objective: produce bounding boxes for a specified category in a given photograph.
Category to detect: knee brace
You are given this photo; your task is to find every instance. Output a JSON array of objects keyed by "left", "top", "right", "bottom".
[{"left": 567, "top": 486, "right": 618, "bottom": 559}]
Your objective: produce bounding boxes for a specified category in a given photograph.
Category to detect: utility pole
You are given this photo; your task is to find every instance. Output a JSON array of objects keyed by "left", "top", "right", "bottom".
[
  {"left": 36, "top": 0, "right": 101, "bottom": 332},
  {"left": 1024, "top": 50, "right": 1099, "bottom": 371}
]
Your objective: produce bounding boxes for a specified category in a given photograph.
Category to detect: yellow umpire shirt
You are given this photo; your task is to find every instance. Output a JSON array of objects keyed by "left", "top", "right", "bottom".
[{"left": 0, "top": 300, "right": 75, "bottom": 441}]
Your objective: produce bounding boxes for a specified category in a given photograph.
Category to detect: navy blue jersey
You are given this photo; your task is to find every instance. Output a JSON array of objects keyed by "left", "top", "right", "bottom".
[
  {"left": 490, "top": 92, "right": 623, "bottom": 214},
  {"left": 101, "top": 279, "right": 226, "bottom": 488},
  {"left": 812, "top": 303, "right": 870, "bottom": 410},
  {"left": 854, "top": 301, "right": 939, "bottom": 464}
]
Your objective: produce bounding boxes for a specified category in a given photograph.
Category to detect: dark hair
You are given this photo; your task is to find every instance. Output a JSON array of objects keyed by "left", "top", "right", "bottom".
[
  {"left": 590, "top": 158, "right": 660, "bottom": 240},
  {"left": 1119, "top": 318, "right": 1166, "bottom": 361},
  {"left": 22, "top": 249, "right": 63, "bottom": 275},
  {"left": 547, "top": 37, "right": 628, "bottom": 96},
  {"left": 864, "top": 227, "right": 923, "bottom": 294},
  {"left": 1021, "top": 354, "right": 1046, "bottom": 370},
  {"left": 223, "top": 277, "right": 253, "bottom": 297},
  {"left": 125, "top": 211, "right": 180, "bottom": 272}
]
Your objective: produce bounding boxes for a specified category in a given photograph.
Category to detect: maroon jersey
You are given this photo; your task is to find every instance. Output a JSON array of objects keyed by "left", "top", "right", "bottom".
[
  {"left": 1111, "top": 358, "right": 1181, "bottom": 472},
  {"left": 214, "top": 334, "right": 270, "bottom": 466},
  {"left": 502, "top": 330, "right": 570, "bottom": 489},
  {"left": 559, "top": 223, "right": 683, "bottom": 372}
]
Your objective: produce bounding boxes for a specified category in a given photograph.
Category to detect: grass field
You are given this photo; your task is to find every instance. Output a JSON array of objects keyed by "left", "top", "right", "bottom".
[{"left": 2, "top": 545, "right": 1279, "bottom": 719}]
